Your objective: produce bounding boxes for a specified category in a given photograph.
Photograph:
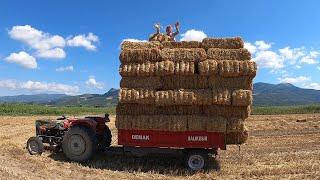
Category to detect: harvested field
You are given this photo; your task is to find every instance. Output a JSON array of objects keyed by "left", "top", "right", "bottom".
[{"left": 0, "top": 114, "right": 319, "bottom": 179}]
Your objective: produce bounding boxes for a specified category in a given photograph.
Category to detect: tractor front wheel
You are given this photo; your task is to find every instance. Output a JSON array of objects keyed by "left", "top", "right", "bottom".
[
  {"left": 62, "top": 126, "right": 97, "bottom": 162},
  {"left": 27, "top": 136, "right": 44, "bottom": 155}
]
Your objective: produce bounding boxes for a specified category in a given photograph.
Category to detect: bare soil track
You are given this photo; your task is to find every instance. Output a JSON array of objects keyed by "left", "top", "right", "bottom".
[{"left": 0, "top": 114, "right": 319, "bottom": 179}]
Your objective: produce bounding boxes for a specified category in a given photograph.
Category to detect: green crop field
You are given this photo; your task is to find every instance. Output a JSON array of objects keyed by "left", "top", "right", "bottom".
[
  {"left": 252, "top": 104, "right": 320, "bottom": 115},
  {"left": 0, "top": 103, "right": 319, "bottom": 116},
  {"left": 0, "top": 103, "right": 115, "bottom": 116}
]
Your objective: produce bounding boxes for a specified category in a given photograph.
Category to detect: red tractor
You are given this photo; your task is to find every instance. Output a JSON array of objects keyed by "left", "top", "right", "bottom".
[
  {"left": 27, "top": 114, "right": 223, "bottom": 171},
  {"left": 27, "top": 114, "right": 112, "bottom": 162}
]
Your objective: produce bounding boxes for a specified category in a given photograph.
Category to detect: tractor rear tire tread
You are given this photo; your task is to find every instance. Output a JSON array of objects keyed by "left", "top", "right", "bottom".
[{"left": 62, "top": 125, "right": 97, "bottom": 162}]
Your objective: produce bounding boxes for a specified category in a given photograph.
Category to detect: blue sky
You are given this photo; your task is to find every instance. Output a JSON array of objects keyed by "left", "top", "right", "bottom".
[{"left": 0, "top": 0, "right": 320, "bottom": 95}]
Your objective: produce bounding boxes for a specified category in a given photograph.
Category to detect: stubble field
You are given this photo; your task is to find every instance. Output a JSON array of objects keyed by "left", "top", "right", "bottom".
[{"left": 0, "top": 114, "right": 319, "bottom": 179}]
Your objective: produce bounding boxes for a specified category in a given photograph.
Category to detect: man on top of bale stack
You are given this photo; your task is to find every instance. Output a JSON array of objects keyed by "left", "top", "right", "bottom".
[{"left": 149, "top": 22, "right": 180, "bottom": 42}]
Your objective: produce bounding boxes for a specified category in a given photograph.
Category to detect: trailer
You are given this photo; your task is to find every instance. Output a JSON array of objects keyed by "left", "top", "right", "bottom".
[{"left": 27, "top": 114, "right": 225, "bottom": 171}]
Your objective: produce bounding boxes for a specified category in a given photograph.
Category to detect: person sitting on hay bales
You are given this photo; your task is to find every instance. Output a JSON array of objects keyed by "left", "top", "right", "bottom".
[{"left": 149, "top": 22, "right": 180, "bottom": 42}]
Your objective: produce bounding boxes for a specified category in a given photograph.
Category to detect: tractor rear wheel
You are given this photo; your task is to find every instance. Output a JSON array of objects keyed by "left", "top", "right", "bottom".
[
  {"left": 97, "top": 125, "right": 112, "bottom": 152},
  {"left": 62, "top": 126, "right": 97, "bottom": 162}
]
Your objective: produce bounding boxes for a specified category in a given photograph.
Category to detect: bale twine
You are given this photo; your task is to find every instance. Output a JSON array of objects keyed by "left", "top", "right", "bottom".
[
  {"left": 207, "top": 48, "right": 251, "bottom": 60},
  {"left": 202, "top": 37, "right": 244, "bottom": 49}
]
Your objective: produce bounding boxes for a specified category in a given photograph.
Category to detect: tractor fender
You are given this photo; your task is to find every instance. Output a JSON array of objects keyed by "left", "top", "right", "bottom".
[{"left": 64, "top": 119, "right": 98, "bottom": 132}]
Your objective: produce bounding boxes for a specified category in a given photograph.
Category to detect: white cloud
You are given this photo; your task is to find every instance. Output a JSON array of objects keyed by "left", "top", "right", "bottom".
[
  {"left": 279, "top": 47, "right": 304, "bottom": 64},
  {"left": 56, "top": 65, "right": 74, "bottom": 72},
  {"left": 0, "top": 80, "right": 18, "bottom": 89},
  {"left": 246, "top": 40, "right": 320, "bottom": 70},
  {"left": 253, "top": 50, "right": 284, "bottom": 69},
  {"left": 36, "top": 48, "right": 66, "bottom": 59},
  {"left": 85, "top": 75, "right": 103, "bottom": 89},
  {"left": 8, "top": 25, "right": 66, "bottom": 50},
  {"left": 67, "top": 32, "right": 99, "bottom": 51},
  {"left": 0, "top": 79, "right": 79, "bottom": 95},
  {"left": 300, "top": 51, "right": 319, "bottom": 64},
  {"left": 8, "top": 25, "right": 66, "bottom": 59},
  {"left": 244, "top": 42, "right": 257, "bottom": 54},
  {"left": 4, "top": 51, "right": 37, "bottom": 69},
  {"left": 304, "top": 82, "right": 320, "bottom": 90},
  {"left": 255, "top": 41, "right": 271, "bottom": 51},
  {"left": 180, "top": 29, "right": 207, "bottom": 42},
  {"left": 278, "top": 76, "right": 310, "bottom": 84}
]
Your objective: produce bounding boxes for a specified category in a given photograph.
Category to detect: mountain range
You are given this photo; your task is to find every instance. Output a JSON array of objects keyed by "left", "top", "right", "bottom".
[{"left": 0, "top": 83, "right": 319, "bottom": 106}]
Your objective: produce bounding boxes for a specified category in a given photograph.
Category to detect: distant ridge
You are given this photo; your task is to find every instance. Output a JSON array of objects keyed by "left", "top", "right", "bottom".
[{"left": 1, "top": 83, "right": 320, "bottom": 106}]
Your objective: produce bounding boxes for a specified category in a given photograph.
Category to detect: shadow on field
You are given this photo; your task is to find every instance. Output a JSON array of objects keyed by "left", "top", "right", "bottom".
[{"left": 48, "top": 151, "right": 220, "bottom": 175}]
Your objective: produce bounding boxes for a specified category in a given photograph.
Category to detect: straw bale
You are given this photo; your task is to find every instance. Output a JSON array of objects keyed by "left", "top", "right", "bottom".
[
  {"left": 162, "top": 75, "right": 209, "bottom": 89},
  {"left": 174, "top": 61, "right": 195, "bottom": 75},
  {"left": 155, "top": 90, "right": 195, "bottom": 106},
  {"left": 208, "top": 76, "right": 253, "bottom": 90},
  {"left": 120, "top": 76, "right": 162, "bottom": 89},
  {"left": 219, "top": 60, "right": 241, "bottom": 77},
  {"left": 120, "top": 48, "right": 162, "bottom": 63},
  {"left": 193, "top": 89, "right": 213, "bottom": 105},
  {"left": 203, "top": 105, "right": 250, "bottom": 119},
  {"left": 187, "top": 115, "right": 207, "bottom": 131},
  {"left": 219, "top": 60, "right": 257, "bottom": 77},
  {"left": 198, "top": 60, "right": 218, "bottom": 76},
  {"left": 212, "top": 89, "right": 231, "bottom": 105},
  {"left": 169, "top": 116, "right": 188, "bottom": 131},
  {"left": 232, "top": 89, "right": 252, "bottom": 106},
  {"left": 116, "top": 103, "right": 157, "bottom": 115},
  {"left": 119, "top": 62, "right": 156, "bottom": 77},
  {"left": 226, "top": 128, "right": 248, "bottom": 144},
  {"left": 119, "top": 88, "right": 155, "bottom": 104},
  {"left": 226, "top": 118, "right": 245, "bottom": 133},
  {"left": 202, "top": 37, "right": 244, "bottom": 49},
  {"left": 206, "top": 116, "right": 227, "bottom": 132},
  {"left": 155, "top": 60, "right": 175, "bottom": 76},
  {"left": 207, "top": 48, "right": 251, "bottom": 60},
  {"left": 115, "top": 115, "right": 132, "bottom": 130},
  {"left": 160, "top": 48, "right": 207, "bottom": 62},
  {"left": 162, "top": 41, "right": 201, "bottom": 48},
  {"left": 239, "top": 61, "right": 257, "bottom": 77},
  {"left": 116, "top": 103, "right": 250, "bottom": 119},
  {"left": 121, "top": 41, "right": 163, "bottom": 50}
]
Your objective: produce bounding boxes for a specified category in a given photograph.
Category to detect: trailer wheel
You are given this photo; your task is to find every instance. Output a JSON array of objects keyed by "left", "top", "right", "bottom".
[
  {"left": 62, "top": 126, "right": 97, "bottom": 162},
  {"left": 27, "top": 136, "right": 44, "bottom": 155},
  {"left": 97, "top": 125, "right": 112, "bottom": 151},
  {"left": 185, "top": 150, "right": 209, "bottom": 171}
]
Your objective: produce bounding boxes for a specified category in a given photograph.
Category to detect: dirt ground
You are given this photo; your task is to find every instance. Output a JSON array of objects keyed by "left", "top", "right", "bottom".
[{"left": 0, "top": 114, "right": 319, "bottom": 179}]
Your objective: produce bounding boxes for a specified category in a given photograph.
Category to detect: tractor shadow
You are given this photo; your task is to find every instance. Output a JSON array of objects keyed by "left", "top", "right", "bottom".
[{"left": 48, "top": 150, "right": 220, "bottom": 175}]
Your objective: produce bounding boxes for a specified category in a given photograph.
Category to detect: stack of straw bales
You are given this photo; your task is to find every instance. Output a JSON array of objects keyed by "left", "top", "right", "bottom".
[{"left": 116, "top": 37, "right": 256, "bottom": 144}]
